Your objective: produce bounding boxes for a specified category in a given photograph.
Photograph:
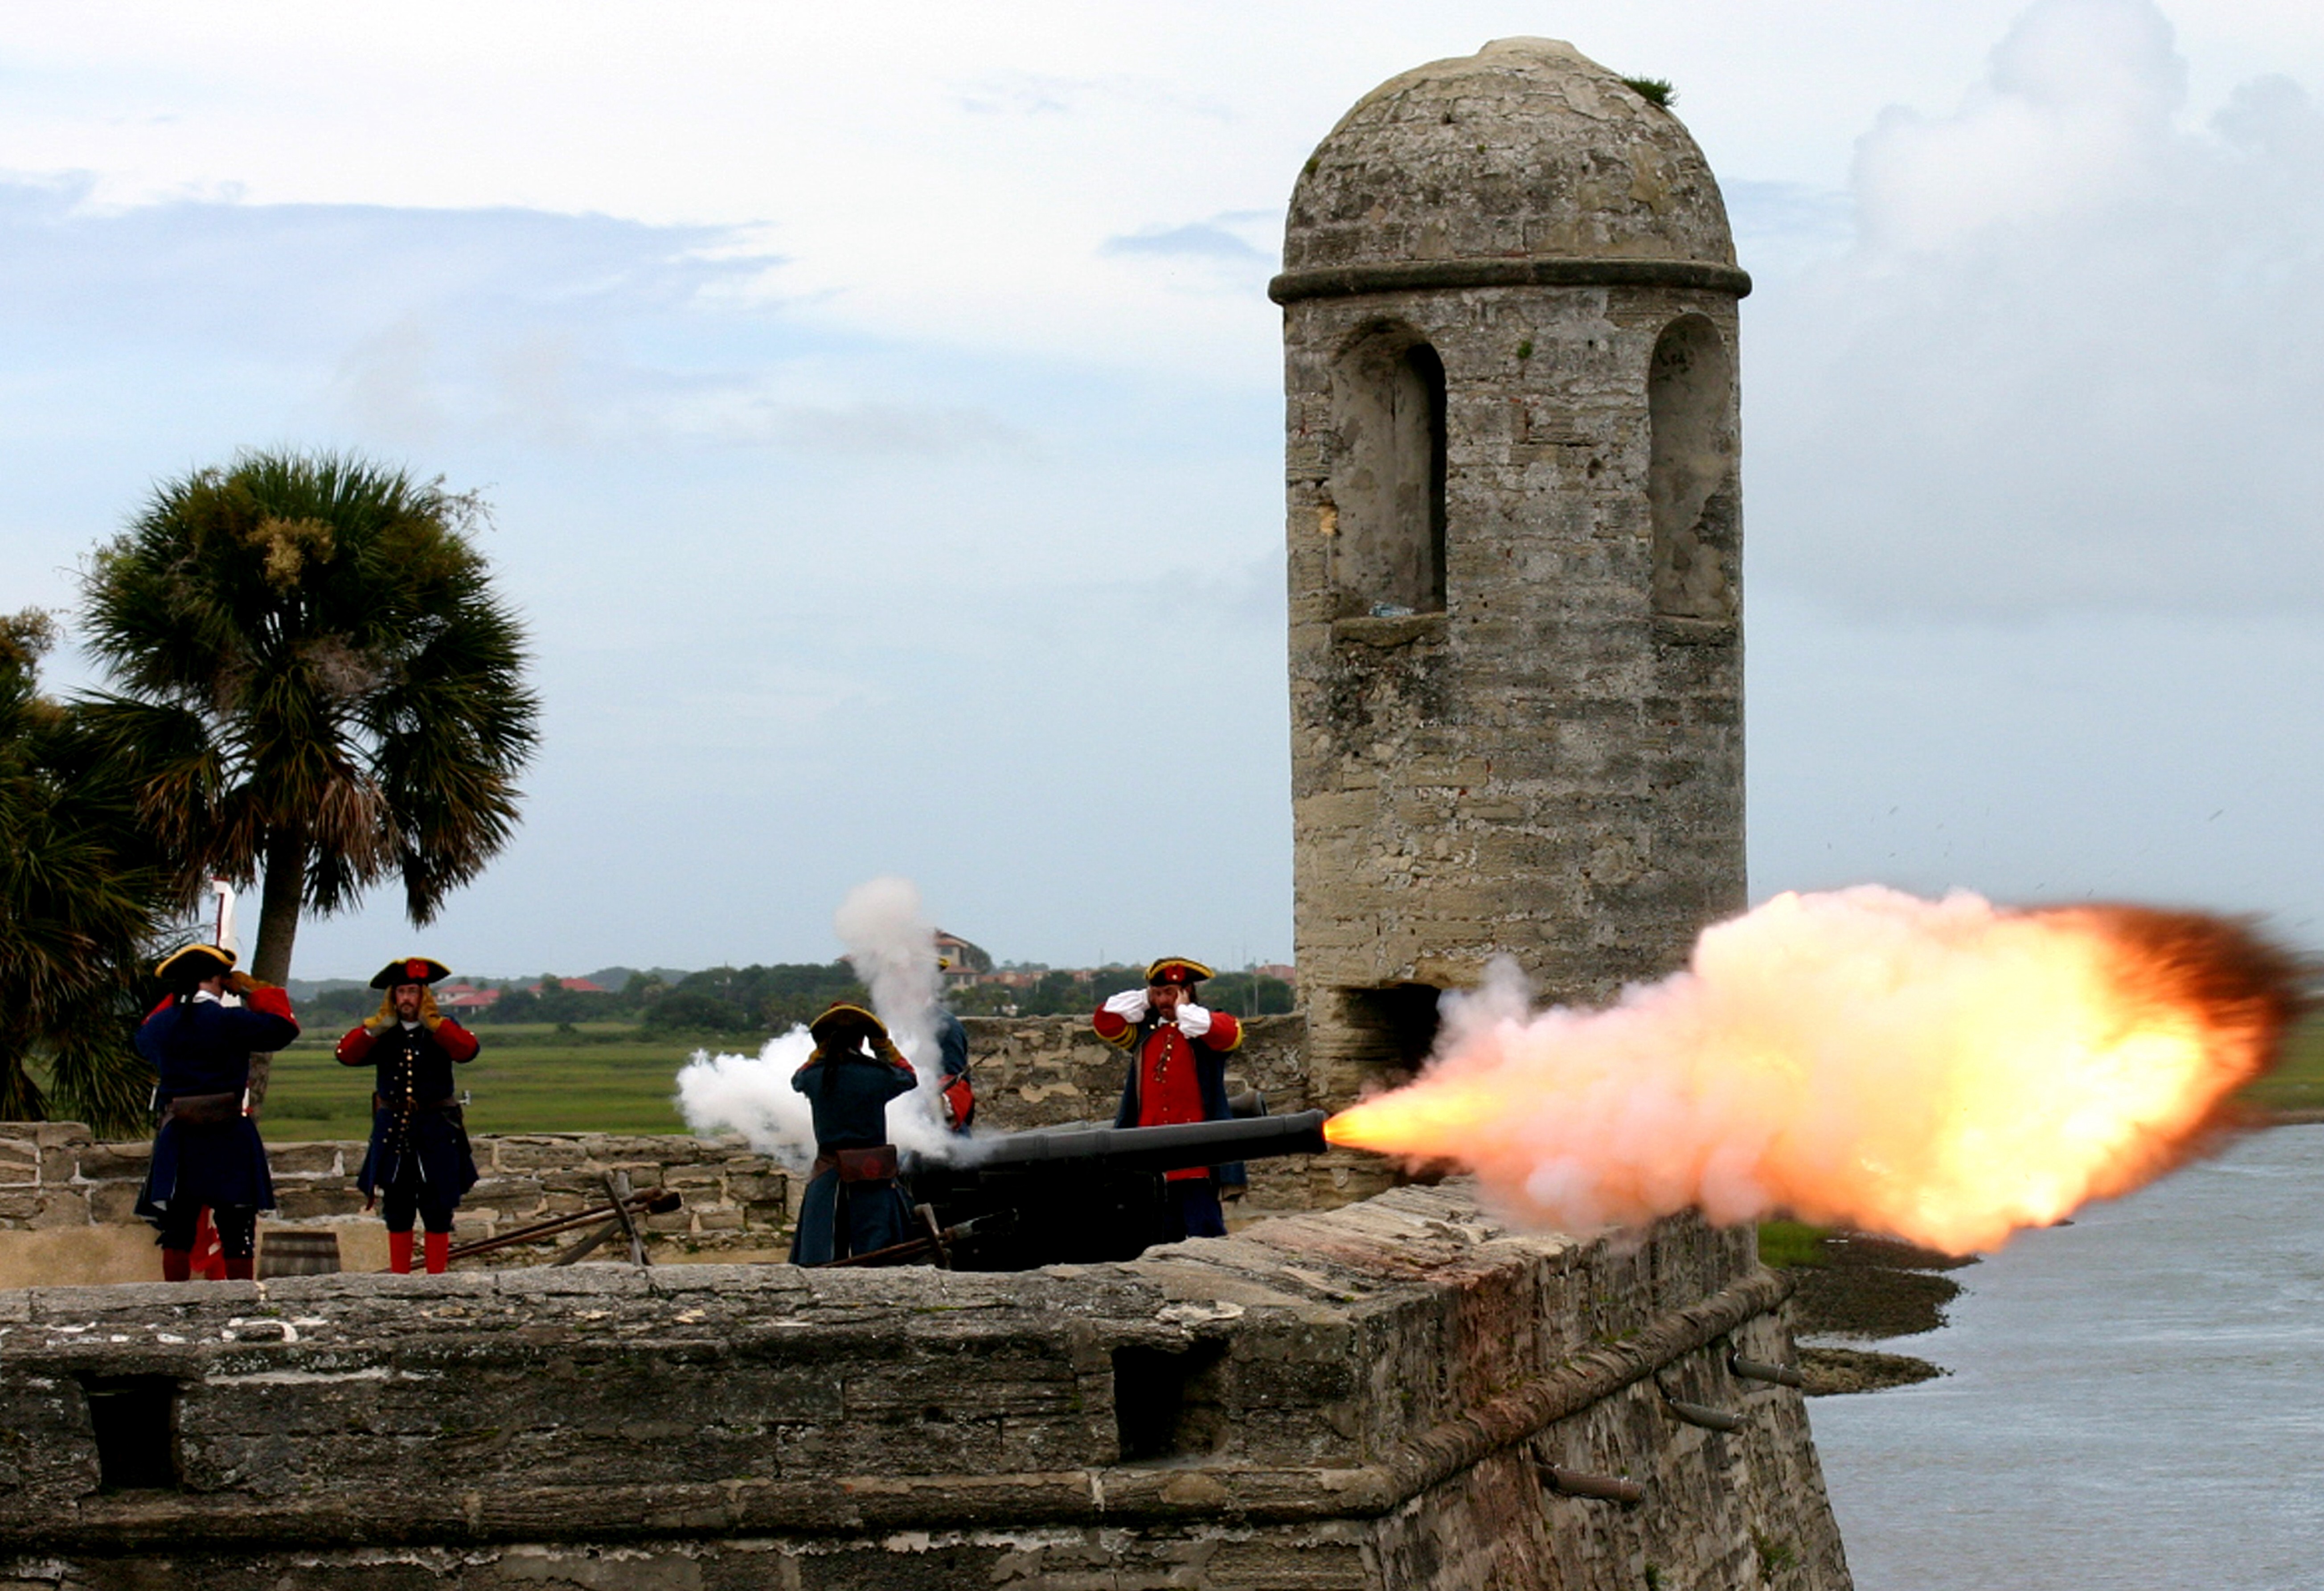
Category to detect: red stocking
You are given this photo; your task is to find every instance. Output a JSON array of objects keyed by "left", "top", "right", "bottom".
[
  {"left": 161, "top": 1249, "right": 192, "bottom": 1283},
  {"left": 192, "top": 1209, "right": 226, "bottom": 1280},
  {"left": 423, "top": 1231, "right": 450, "bottom": 1275},
  {"left": 222, "top": 1256, "right": 255, "bottom": 1281},
  {"left": 387, "top": 1230, "right": 414, "bottom": 1274}
]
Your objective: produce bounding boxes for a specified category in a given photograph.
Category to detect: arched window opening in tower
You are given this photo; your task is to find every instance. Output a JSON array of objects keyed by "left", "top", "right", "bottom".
[
  {"left": 1647, "top": 315, "right": 1739, "bottom": 632},
  {"left": 1326, "top": 325, "right": 1447, "bottom": 618}
]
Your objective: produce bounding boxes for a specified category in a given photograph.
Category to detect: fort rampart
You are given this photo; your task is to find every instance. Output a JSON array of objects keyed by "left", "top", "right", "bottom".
[{"left": 0, "top": 1183, "right": 1847, "bottom": 1591}]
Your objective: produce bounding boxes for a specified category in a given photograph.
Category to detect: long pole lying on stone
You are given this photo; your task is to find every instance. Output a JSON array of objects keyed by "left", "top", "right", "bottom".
[
  {"left": 811, "top": 1208, "right": 1013, "bottom": 1269},
  {"left": 442, "top": 1188, "right": 682, "bottom": 1264}
]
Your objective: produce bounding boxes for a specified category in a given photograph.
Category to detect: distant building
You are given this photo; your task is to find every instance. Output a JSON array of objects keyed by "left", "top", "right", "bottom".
[{"left": 934, "top": 932, "right": 993, "bottom": 985}]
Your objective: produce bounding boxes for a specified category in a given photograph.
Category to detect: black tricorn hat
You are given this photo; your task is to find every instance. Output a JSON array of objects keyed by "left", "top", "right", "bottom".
[
  {"left": 808, "top": 1002, "right": 886, "bottom": 1046},
  {"left": 370, "top": 956, "right": 453, "bottom": 990},
  {"left": 155, "top": 943, "right": 237, "bottom": 985},
  {"left": 1144, "top": 957, "right": 1215, "bottom": 987}
]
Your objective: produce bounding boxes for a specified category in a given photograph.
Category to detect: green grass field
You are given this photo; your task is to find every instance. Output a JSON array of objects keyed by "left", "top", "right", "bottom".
[
  {"left": 258, "top": 1023, "right": 759, "bottom": 1139},
  {"left": 2236, "top": 1013, "right": 2324, "bottom": 1113}
]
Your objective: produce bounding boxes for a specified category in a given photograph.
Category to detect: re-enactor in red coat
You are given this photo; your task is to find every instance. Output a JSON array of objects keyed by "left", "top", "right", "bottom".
[
  {"left": 336, "top": 956, "right": 481, "bottom": 1275},
  {"left": 1092, "top": 956, "right": 1245, "bottom": 1241}
]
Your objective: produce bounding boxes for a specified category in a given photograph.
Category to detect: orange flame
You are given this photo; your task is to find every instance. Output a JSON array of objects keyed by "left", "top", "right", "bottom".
[{"left": 1324, "top": 889, "right": 2305, "bottom": 1253}]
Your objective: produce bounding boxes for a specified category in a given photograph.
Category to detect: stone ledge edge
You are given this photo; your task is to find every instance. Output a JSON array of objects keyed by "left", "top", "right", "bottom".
[{"left": 1270, "top": 257, "right": 1752, "bottom": 305}]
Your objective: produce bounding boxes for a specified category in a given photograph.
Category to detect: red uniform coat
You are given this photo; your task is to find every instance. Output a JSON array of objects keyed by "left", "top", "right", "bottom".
[{"left": 1093, "top": 1005, "right": 1243, "bottom": 1182}]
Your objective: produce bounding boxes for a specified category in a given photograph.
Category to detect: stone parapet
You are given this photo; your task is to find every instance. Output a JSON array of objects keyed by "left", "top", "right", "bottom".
[{"left": 0, "top": 1183, "right": 1850, "bottom": 1589}]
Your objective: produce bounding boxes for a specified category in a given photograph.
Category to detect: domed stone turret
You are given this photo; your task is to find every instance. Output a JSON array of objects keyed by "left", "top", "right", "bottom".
[
  {"left": 1280, "top": 37, "right": 1743, "bottom": 287},
  {"left": 1275, "top": 40, "right": 1750, "bottom": 1142}
]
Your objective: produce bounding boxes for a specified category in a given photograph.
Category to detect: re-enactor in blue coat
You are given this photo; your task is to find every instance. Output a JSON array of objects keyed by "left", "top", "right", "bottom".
[
  {"left": 134, "top": 942, "right": 300, "bottom": 1281},
  {"left": 787, "top": 1003, "right": 919, "bottom": 1265},
  {"left": 935, "top": 1006, "right": 975, "bottom": 1133}
]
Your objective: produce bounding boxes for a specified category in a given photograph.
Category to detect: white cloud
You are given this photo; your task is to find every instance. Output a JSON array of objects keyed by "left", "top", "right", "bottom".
[
  {"left": 1101, "top": 221, "right": 1267, "bottom": 263},
  {"left": 1750, "top": 0, "right": 2324, "bottom": 616},
  {"left": 15, "top": 0, "right": 2324, "bottom": 973}
]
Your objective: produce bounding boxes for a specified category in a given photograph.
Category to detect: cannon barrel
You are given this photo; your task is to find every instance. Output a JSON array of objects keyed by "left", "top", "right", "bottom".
[
  {"left": 902, "top": 1109, "right": 1337, "bottom": 1271},
  {"left": 964, "top": 1109, "right": 1329, "bottom": 1176}
]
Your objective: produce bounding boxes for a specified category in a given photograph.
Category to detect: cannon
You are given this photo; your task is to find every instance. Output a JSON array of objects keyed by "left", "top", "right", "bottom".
[{"left": 855, "top": 1109, "right": 1332, "bottom": 1271}]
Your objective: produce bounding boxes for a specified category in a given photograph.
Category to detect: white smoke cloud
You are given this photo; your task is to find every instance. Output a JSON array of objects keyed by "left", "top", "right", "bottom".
[
  {"left": 674, "top": 875, "right": 964, "bottom": 1166},
  {"left": 834, "top": 875, "right": 942, "bottom": 1066},
  {"left": 673, "top": 1027, "right": 821, "bottom": 1174},
  {"left": 1751, "top": 0, "right": 2324, "bottom": 616}
]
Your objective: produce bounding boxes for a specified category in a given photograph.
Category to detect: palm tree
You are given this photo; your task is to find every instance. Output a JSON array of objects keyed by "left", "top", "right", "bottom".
[
  {"left": 77, "top": 451, "right": 542, "bottom": 992},
  {"left": 0, "top": 610, "right": 197, "bottom": 1132}
]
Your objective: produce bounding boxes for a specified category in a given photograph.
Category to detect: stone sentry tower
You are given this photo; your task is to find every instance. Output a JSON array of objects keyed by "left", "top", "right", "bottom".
[{"left": 1275, "top": 38, "right": 1749, "bottom": 1104}]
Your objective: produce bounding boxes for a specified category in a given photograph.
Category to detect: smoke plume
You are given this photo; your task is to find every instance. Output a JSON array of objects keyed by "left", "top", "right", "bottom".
[
  {"left": 1325, "top": 887, "right": 2304, "bottom": 1253},
  {"left": 674, "top": 875, "right": 962, "bottom": 1169}
]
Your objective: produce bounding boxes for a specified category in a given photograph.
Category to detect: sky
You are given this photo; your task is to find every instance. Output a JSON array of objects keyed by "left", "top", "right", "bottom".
[{"left": 8, "top": 0, "right": 2324, "bottom": 978}]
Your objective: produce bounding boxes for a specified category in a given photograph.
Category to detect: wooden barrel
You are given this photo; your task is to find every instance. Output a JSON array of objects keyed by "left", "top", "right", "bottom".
[{"left": 257, "top": 1230, "right": 342, "bottom": 1278}]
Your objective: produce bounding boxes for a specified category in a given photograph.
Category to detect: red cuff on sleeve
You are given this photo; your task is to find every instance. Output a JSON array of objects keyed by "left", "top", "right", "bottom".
[
  {"left": 1093, "top": 1007, "right": 1130, "bottom": 1042},
  {"left": 336, "top": 1025, "right": 377, "bottom": 1065},
  {"left": 1205, "top": 1011, "right": 1243, "bottom": 1052},
  {"left": 247, "top": 983, "right": 295, "bottom": 1022},
  {"left": 434, "top": 1020, "right": 480, "bottom": 1062}
]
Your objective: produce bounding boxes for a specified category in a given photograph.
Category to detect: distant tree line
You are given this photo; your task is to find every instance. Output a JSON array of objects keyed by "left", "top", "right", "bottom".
[
  {"left": 297, "top": 964, "right": 873, "bottom": 1036},
  {"left": 633, "top": 964, "right": 871, "bottom": 1033},
  {"left": 294, "top": 963, "right": 1298, "bottom": 1036},
  {"left": 948, "top": 968, "right": 1295, "bottom": 1019}
]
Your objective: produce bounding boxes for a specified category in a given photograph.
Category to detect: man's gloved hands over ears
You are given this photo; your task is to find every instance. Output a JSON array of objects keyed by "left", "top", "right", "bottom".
[
  {"left": 1102, "top": 988, "right": 1150, "bottom": 1022},
  {"left": 1175, "top": 1002, "right": 1213, "bottom": 1039}
]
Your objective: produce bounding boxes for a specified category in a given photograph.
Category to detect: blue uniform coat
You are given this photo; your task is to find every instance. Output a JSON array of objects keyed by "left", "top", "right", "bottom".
[
  {"left": 936, "top": 1009, "right": 974, "bottom": 1132},
  {"left": 787, "top": 1039, "right": 918, "bottom": 1264},
  {"left": 134, "top": 993, "right": 299, "bottom": 1220},
  {"left": 345, "top": 1022, "right": 481, "bottom": 1203}
]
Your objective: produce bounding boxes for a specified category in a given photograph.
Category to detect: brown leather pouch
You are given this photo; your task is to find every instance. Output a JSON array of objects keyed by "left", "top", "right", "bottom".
[
  {"left": 835, "top": 1144, "right": 898, "bottom": 1183},
  {"left": 164, "top": 1092, "right": 239, "bottom": 1126}
]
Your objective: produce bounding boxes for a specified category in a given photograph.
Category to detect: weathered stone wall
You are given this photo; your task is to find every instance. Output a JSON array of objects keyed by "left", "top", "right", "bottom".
[
  {"left": 1279, "top": 38, "right": 1749, "bottom": 1107},
  {"left": 961, "top": 1013, "right": 1307, "bottom": 1126},
  {"left": 0, "top": 1183, "right": 1849, "bottom": 1590},
  {"left": 0, "top": 1122, "right": 796, "bottom": 1275}
]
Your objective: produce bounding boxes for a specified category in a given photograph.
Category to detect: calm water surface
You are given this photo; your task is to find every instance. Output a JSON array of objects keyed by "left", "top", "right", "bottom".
[{"left": 1811, "top": 1123, "right": 2324, "bottom": 1590}]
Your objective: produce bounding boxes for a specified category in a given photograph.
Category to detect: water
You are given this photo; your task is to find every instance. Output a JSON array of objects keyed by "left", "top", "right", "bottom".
[{"left": 1809, "top": 1124, "right": 2324, "bottom": 1590}]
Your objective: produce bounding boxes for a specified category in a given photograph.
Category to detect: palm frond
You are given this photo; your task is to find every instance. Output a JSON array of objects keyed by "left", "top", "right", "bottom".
[{"left": 72, "top": 448, "right": 541, "bottom": 980}]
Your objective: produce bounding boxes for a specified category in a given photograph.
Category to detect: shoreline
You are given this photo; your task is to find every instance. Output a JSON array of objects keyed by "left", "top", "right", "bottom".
[{"left": 1781, "top": 1119, "right": 2322, "bottom": 1395}]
